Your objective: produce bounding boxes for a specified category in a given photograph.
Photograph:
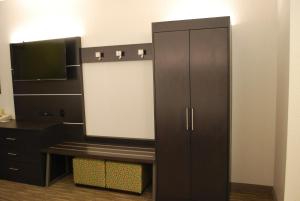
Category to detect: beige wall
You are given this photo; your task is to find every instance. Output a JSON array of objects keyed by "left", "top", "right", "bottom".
[
  {"left": 273, "top": 0, "right": 290, "bottom": 200},
  {"left": 84, "top": 61, "right": 155, "bottom": 139},
  {"left": 284, "top": 0, "right": 300, "bottom": 200},
  {"left": 0, "top": 2, "right": 15, "bottom": 117},
  {"left": 230, "top": 1, "right": 277, "bottom": 185},
  {"left": 0, "top": 0, "right": 278, "bottom": 185}
]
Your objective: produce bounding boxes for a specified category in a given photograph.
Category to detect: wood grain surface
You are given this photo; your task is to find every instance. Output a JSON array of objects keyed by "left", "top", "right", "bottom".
[
  {"left": 45, "top": 141, "right": 155, "bottom": 164},
  {"left": 0, "top": 176, "right": 273, "bottom": 201}
]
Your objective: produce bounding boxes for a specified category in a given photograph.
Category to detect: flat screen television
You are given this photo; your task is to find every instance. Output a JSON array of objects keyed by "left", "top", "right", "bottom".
[{"left": 11, "top": 39, "right": 67, "bottom": 81}]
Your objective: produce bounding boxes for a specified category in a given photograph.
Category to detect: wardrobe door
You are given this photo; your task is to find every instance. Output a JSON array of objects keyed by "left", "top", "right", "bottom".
[
  {"left": 154, "top": 31, "right": 191, "bottom": 201},
  {"left": 190, "top": 28, "right": 229, "bottom": 201}
]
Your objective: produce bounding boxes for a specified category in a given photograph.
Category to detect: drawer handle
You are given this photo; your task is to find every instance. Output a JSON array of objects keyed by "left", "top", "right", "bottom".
[
  {"left": 7, "top": 153, "right": 17, "bottom": 156},
  {"left": 9, "top": 168, "right": 19, "bottom": 171},
  {"left": 5, "top": 137, "right": 16, "bottom": 141}
]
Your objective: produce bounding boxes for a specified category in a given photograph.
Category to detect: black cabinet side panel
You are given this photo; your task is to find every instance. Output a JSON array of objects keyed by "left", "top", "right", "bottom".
[
  {"left": 154, "top": 31, "right": 191, "bottom": 201},
  {"left": 190, "top": 28, "right": 229, "bottom": 201}
]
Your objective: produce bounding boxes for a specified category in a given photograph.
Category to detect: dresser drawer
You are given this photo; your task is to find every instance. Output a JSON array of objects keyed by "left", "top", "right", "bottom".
[
  {"left": 0, "top": 160, "right": 45, "bottom": 186},
  {"left": 0, "top": 150, "right": 44, "bottom": 164},
  {"left": 0, "top": 129, "right": 41, "bottom": 152}
]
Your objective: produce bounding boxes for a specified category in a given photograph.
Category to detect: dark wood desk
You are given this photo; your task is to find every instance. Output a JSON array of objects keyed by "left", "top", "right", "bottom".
[{"left": 0, "top": 119, "right": 61, "bottom": 130}]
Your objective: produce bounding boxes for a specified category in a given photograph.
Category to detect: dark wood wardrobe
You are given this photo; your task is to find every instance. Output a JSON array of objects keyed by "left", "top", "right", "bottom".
[{"left": 152, "top": 17, "right": 230, "bottom": 201}]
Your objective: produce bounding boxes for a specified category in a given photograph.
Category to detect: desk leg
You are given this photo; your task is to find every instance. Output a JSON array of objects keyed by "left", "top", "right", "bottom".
[
  {"left": 65, "top": 156, "right": 69, "bottom": 174},
  {"left": 45, "top": 153, "right": 51, "bottom": 187},
  {"left": 153, "top": 162, "right": 156, "bottom": 201}
]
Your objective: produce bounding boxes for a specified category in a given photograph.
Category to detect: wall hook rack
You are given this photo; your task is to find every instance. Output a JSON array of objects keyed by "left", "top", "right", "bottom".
[{"left": 81, "top": 43, "right": 153, "bottom": 63}]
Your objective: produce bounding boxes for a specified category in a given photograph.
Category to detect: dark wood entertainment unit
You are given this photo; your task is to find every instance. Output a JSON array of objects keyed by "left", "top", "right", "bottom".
[
  {"left": 1, "top": 37, "right": 86, "bottom": 187},
  {"left": 11, "top": 37, "right": 85, "bottom": 140}
]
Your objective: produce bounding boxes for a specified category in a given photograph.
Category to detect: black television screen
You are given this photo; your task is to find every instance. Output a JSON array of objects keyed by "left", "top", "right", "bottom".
[{"left": 12, "top": 39, "right": 67, "bottom": 80}]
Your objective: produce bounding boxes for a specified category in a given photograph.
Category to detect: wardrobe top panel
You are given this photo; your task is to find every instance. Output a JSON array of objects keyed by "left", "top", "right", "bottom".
[{"left": 152, "top": 16, "right": 230, "bottom": 33}]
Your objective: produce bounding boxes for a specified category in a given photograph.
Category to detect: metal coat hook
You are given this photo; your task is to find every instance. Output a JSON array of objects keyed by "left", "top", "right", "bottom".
[
  {"left": 138, "top": 49, "right": 146, "bottom": 59},
  {"left": 95, "top": 52, "right": 104, "bottom": 61},
  {"left": 116, "top": 50, "right": 124, "bottom": 60}
]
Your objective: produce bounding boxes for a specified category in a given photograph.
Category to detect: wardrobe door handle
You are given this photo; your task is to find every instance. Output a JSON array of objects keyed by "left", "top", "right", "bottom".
[
  {"left": 9, "top": 168, "right": 19, "bottom": 171},
  {"left": 186, "top": 107, "right": 189, "bottom": 131},
  {"left": 7, "top": 153, "right": 17, "bottom": 156},
  {"left": 191, "top": 107, "right": 194, "bottom": 131}
]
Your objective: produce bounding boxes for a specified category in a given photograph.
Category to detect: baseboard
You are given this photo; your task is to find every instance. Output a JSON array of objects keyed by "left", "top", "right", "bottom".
[{"left": 230, "top": 182, "right": 273, "bottom": 198}]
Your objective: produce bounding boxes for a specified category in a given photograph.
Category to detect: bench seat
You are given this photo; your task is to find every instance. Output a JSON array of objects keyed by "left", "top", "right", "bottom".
[{"left": 45, "top": 141, "right": 155, "bottom": 164}]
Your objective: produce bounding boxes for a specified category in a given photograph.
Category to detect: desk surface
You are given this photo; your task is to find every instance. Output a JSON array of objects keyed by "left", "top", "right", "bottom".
[
  {"left": 44, "top": 141, "right": 155, "bottom": 164},
  {"left": 0, "top": 120, "right": 61, "bottom": 130}
]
